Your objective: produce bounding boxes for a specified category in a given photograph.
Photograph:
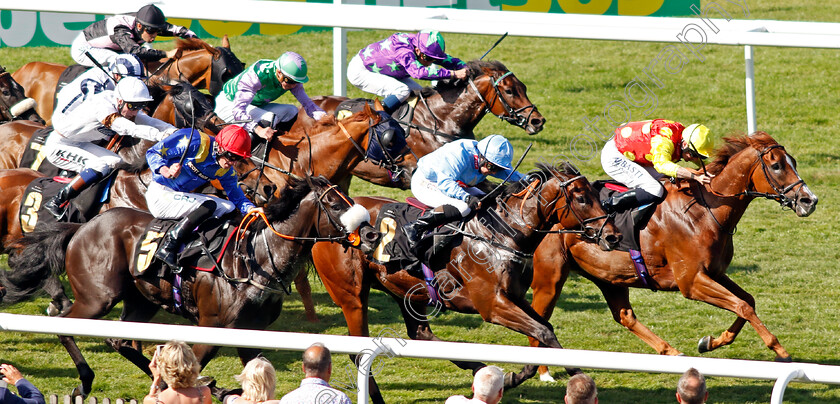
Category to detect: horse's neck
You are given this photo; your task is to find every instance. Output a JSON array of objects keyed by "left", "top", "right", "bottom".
[
  {"left": 298, "top": 122, "right": 368, "bottom": 180},
  {"left": 416, "top": 83, "right": 485, "bottom": 137},
  {"left": 254, "top": 197, "right": 319, "bottom": 282}
]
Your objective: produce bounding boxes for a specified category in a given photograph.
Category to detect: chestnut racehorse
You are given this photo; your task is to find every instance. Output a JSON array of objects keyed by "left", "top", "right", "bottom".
[
  {"left": 310, "top": 163, "right": 620, "bottom": 403},
  {"left": 11, "top": 36, "right": 243, "bottom": 125},
  {"left": 2, "top": 176, "right": 378, "bottom": 398},
  {"left": 307, "top": 60, "right": 545, "bottom": 189},
  {"left": 528, "top": 132, "right": 818, "bottom": 381},
  {"left": 0, "top": 66, "right": 44, "bottom": 125}
]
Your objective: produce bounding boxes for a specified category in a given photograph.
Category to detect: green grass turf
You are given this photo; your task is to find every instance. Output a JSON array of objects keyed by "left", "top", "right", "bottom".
[{"left": 2, "top": 1, "right": 840, "bottom": 402}]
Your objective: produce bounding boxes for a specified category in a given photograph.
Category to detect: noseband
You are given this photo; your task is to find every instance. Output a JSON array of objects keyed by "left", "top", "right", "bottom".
[{"left": 468, "top": 71, "right": 537, "bottom": 130}]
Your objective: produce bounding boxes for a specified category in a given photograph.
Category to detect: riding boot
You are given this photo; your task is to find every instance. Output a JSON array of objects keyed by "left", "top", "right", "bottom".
[
  {"left": 402, "top": 205, "right": 461, "bottom": 252},
  {"left": 43, "top": 168, "right": 104, "bottom": 220},
  {"left": 155, "top": 200, "right": 216, "bottom": 271},
  {"left": 382, "top": 95, "right": 403, "bottom": 115},
  {"left": 601, "top": 189, "right": 641, "bottom": 215},
  {"left": 273, "top": 114, "right": 297, "bottom": 136}
]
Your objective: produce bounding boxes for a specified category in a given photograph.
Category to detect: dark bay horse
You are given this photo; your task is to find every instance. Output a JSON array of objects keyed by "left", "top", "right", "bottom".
[
  {"left": 307, "top": 60, "right": 545, "bottom": 189},
  {"left": 528, "top": 132, "right": 817, "bottom": 380},
  {"left": 11, "top": 36, "right": 243, "bottom": 125},
  {"left": 2, "top": 176, "right": 378, "bottom": 397},
  {"left": 310, "top": 164, "right": 620, "bottom": 403},
  {"left": 0, "top": 66, "right": 44, "bottom": 125}
]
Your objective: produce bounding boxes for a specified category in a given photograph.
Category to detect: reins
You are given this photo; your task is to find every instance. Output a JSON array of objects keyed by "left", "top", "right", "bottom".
[{"left": 467, "top": 71, "right": 537, "bottom": 130}]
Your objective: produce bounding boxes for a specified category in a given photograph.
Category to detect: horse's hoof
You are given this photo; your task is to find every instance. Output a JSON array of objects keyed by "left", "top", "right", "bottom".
[
  {"left": 697, "top": 336, "right": 713, "bottom": 353},
  {"left": 503, "top": 372, "right": 516, "bottom": 389},
  {"left": 71, "top": 385, "right": 89, "bottom": 399},
  {"left": 775, "top": 355, "right": 793, "bottom": 363},
  {"left": 539, "top": 372, "right": 556, "bottom": 383},
  {"left": 565, "top": 367, "right": 582, "bottom": 376},
  {"left": 196, "top": 376, "right": 215, "bottom": 386},
  {"left": 46, "top": 302, "right": 60, "bottom": 317}
]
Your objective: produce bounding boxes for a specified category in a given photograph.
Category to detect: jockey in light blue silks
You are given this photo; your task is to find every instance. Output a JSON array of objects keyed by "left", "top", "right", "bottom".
[
  {"left": 347, "top": 30, "right": 469, "bottom": 114},
  {"left": 402, "top": 134, "right": 525, "bottom": 250}
]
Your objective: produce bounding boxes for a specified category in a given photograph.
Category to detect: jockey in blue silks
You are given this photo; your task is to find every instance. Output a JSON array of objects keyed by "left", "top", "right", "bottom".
[{"left": 403, "top": 134, "right": 525, "bottom": 250}]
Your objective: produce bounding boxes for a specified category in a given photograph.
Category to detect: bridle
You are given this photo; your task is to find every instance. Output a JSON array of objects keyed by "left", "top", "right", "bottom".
[
  {"left": 467, "top": 71, "right": 537, "bottom": 130},
  {"left": 0, "top": 70, "right": 29, "bottom": 121},
  {"left": 511, "top": 174, "right": 609, "bottom": 243}
]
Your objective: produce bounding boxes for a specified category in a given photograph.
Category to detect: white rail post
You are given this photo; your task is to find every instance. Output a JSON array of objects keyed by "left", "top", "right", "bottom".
[
  {"left": 745, "top": 45, "right": 757, "bottom": 134},
  {"left": 332, "top": 0, "right": 347, "bottom": 96},
  {"left": 771, "top": 368, "right": 804, "bottom": 404}
]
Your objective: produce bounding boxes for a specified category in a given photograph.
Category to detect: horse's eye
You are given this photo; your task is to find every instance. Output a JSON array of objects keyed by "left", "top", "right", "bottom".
[
  {"left": 505, "top": 89, "right": 513, "bottom": 95},
  {"left": 771, "top": 162, "right": 781, "bottom": 171},
  {"left": 576, "top": 195, "right": 586, "bottom": 204},
  {"left": 1, "top": 90, "right": 9, "bottom": 97}
]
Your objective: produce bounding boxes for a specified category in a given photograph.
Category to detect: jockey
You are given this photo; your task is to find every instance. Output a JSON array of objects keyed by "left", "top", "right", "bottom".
[
  {"left": 145, "top": 125, "right": 262, "bottom": 268},
  {"left": 70, "top": 4, "right": 196, "bottom": 67},
  {"left": 600, "top": 119, "right": 716, "bottom": 214},
  {"left": 42, "top": 77, "right": 176, "bottom": 220},
  {"left": 214, "top": 51, "right": 327, "bottom": 144},
  {"left": 53, "top": 54, "right": 146, "bottom": 121},
  {"left": 403, "top": 134, "right": 525, "bottom": 250},
  {"left": 347, "top": 30, "right": 469, "bottom": 114}
]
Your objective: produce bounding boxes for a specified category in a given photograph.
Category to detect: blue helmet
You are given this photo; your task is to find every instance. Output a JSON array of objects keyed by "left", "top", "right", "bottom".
[
  {"left": 109, "top": 54, "right": 145, "bottom": 78},
  {"left": 476, "top": 134, "right": 514, "bottom": 170}
]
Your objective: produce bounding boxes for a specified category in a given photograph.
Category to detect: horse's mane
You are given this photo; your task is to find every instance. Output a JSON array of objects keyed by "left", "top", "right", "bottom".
[
  {"left": 418, "top": 59, "right": 509, "bottom": 97},
  {"left": 305, "top": 106, "right": 376, "bottom": 137},
  {"left": 705, "top": 131, "right": 778, "bottom": 176},
  {"left": 249, "top": 177, "right": 313, "bottom": 231},
  {"left": 501, "top": 162, "right": 579, "bottom": 197},
  {"left": 174, "top": 38, "right": 220, "bottom": 58}
]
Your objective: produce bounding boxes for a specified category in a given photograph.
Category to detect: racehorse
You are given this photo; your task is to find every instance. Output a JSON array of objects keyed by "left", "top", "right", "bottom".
[
  {"left": 310, "top": 163, "right": 620, "bottom": 403},
  {"left": 11, "top": 36, "right": 243, "bottom": 125},
  {"left": 0, "top": 66, "right": 44, "bottom": 125},
  {"left": 2, "top": 176, "right": 378, "bottom": 397},
  {"left": 244, "top": 102, "right": 391, "bottom": 196},
  {"left": 527, "top": 132, "right": 817, "bottom": 381},
  {"left": 307, "top": 60, "right": 545, "bottom": 189}
]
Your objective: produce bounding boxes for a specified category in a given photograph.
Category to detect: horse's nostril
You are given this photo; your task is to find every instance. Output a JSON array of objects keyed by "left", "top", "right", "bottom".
[{"left": 799, "top": 198, "right": 813, "bottom": 206}]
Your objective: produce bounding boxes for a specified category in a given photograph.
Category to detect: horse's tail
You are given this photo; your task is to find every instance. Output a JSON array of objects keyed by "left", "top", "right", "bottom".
[{"left": 1, "top": 223, "right": 81, "bottom": 304}]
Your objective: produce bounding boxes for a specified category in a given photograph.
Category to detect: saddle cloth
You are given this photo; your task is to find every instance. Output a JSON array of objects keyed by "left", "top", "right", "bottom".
[
  {"left": 593, "top": 180, "right": 658, "bottom": 252},
  {"left": 19, "top": 175, "right": 112, "bottom": 234},
  {"left": 19, "top": 126, "right": 67, "bottom": 177},
  {"left": 132, "top": 216, "right": 235, "bottom": 278}
]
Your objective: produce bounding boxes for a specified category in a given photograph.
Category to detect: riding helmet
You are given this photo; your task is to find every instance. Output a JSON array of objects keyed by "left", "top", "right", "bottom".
[
  {"left": 215, "top": 125, "right": 252, "bottom": 159},
  {"left": 109, "top": 54, "right": 145, "bottom": 78},
  {"left": 136, "top": 4, "right": 167, "bottom": 30},
  {"left": 416, "top": 30, "right": 447, "bottom": 60},
  {"left": 114, "top": 77, "right": 153, "bottom": 103},
  {"left": 275, "top": 52, "right": 309, "bottom": 84},
  {"left": 477, "top": 134, "right": 514, "bottom": 170},
  {"left": 683, "top": 124, "right": 714, "bottom": 159}
]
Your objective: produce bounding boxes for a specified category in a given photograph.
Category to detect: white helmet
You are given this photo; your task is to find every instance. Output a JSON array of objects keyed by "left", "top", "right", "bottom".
[
  {"left": 109, "top": 54, "right": 145, "bottom": 77},
  {"left": 114, "top": 77, "right": 153, "bottom": 103}
]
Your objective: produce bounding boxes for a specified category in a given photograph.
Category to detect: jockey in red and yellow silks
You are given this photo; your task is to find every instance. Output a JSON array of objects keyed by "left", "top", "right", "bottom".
[{"left": 601, "top": 119, "right": 715, "bottom": 214}]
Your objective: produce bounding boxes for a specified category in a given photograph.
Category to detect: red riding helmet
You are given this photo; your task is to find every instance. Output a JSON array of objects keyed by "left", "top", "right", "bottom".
[{"left": 215, "top": 125, "right": 252, "bottom": 159}]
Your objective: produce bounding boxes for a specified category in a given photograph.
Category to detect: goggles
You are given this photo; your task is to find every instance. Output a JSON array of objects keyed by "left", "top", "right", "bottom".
[
  {"left": 124, "top": 102, "right": 148, "bottom": 111},
  {"left": 143, "top": 25, "right": 163, "bottom": 35},
  {"left": 276, "top": 71, "right": 296, "bottom": 84},
  {"left": 219, "top": 150, "right": 243, "bottom": 162}
]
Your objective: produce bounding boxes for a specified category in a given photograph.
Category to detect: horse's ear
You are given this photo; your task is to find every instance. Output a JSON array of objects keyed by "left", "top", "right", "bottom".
[
  {"left": 363, "top": 101, "right": 376, "bottom": 116},
  {"left": 221, "top": 35, "right": 230, "bottom": 49},
  {"left": 372, "top": 99, "right": 384, "bottom": 112}
]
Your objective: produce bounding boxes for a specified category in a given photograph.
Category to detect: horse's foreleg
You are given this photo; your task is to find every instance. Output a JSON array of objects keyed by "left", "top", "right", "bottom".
[
  {"left": 192, "top": 344, "right": 222, "bottom": 369},
  {"left": 293, "top": 270, "right": 318, "bottom": 322},
  {"left": 528, "top": 246, "right": 571, "bottom": 382},
  {"left": 692, "top": 274, "right": 790, "bottom": 361},
  {"left": 105, "top": 293, "right": 163, "bottom": 376},
  {"left": 59, "top": 335, "right": 94, "bottom": 398},
  {"left": 596, "top": 281, "right": 682, "bottom": 356},
  {"left": 43, "top": 275, "right": 73, "bottom": 316}
]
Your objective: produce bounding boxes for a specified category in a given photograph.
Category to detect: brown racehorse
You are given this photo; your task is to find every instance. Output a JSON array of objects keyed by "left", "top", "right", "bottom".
[
  {"left": 305, "top": 60, "right": 545, "bottom": 189},
  {"left": 310, "top": 163, "right": 620, "bottom": 403},
  {"left": 11, "top": 36, "right": 243, "bottom": 125},
  {"left": 0, "top": 66, "right": 44, "bottom": 125},
  {"left": 2, "top": 176, "right": 378, "bottom": 398},
  {"left": 528, "top": 132, "right": 818, "bottom": 381}
]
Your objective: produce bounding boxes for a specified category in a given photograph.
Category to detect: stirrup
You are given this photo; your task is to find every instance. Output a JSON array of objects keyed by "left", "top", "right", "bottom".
[{"left": 43, "top": 199, "right": 68, "bottom": 220}]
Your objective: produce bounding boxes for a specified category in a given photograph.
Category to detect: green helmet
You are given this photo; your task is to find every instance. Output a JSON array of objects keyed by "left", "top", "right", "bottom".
[{"left": 275, "top": 51, "right": 309, "bottom": 84}]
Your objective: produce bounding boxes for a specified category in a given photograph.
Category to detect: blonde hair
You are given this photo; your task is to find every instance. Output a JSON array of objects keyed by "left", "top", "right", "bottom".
[
  {"left": 157, "top": 341, "right": 201, "bottom": 389},
  {"left": 235, "top": 357, "right": 276, "bottom": 402}
]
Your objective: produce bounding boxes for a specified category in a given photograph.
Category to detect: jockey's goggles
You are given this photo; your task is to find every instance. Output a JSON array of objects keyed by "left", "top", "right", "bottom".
[
  {"left": 124, "top": 101, "right": 148, "bottom": 111},
  {"left": 276, "top": 71, "right": 296, "bottom": 84},
  {"left": 484, "top": 161, "right": 503, "bottom": 173},
  {"left": 143, "top": 25, "right": 163, "bottom": 35},
  {"left": 218, "top": 150, "right": 244, "bottom": 162},
  {"left": 418, "top": 53, "right": 433, "bottom": 63}
]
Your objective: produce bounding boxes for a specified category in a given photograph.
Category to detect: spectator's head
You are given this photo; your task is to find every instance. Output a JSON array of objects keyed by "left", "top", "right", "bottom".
[
  {"left": 471, "top": 366, "right": 504, "bottom": 404},
  {"left": 565, "top": 373, "right": 598, "bottom": 404},
  {"left": 236, "top": 357, "right": 276, "bottom": 402},
  {"left": 677, "top": 368, "right": 708, "bottom": 404},
  {"left": 302, "top": 343, "right": 332, "bottom": 381},
  {"left": 157, "top": 340, "right": 200, "bottom": 389}
]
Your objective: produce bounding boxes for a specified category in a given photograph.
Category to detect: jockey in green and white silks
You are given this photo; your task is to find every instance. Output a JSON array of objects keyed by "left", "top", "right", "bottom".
[
  {"left": 215, "top": 51, "right": 326, "bottom": 142},
  {"left": 347, "top": 30, "right": 469, "bottom": 114}
]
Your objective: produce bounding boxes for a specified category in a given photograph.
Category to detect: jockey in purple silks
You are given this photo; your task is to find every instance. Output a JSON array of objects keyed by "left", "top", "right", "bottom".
[{"left": 347, "top": 30, "right": 469, "bottom": 114}]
